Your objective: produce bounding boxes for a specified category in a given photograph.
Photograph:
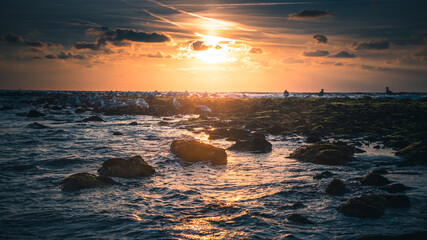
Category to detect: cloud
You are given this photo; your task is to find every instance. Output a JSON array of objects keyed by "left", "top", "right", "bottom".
[
  {"left": 0, "top": 33, "right": 60, "bottom": 48},
  {"left": 329, "top": 51, "right": 356, "bottom": 58},
  {"left": 190, "top": 40, "right": 211, "bottom": 51},
  {"left": 73, "top": 28, "right": 171, "bottom": 50},
  {"left": 361, "top": 64, "right": 391, "bottom": 71},
  {"left": 303, "top": 49, "right": 329, "bottom": 57},
  {"left": 282, "top": 57, "right": 306, "bottom": 64},
  {"left": 335, "top": 62, "right": 343, "bottom": 66},
  {"left": 313, "top": 34, "right": 327, "bottom": 44},
  {"left": 142, "top": 51, "right": 172, "bottom": 58},
  {"left": 249, "top": 47, "right": 263, "bottom": 54},
  {"left": 353, "top": 40, "right": 390, "bottom": 50},
  {"left": 289, "top": 10, "right": 334, "bottom": 20},
  {"left": 43, "top": 51, "right": 85, "bottom": 60}
]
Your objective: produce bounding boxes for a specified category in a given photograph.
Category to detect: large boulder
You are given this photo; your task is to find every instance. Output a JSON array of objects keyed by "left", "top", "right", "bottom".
[
  {"left": 170, "top": 139, "right": 227, "bottom": 165},
  {"left": 338, "top": 194, "right": 411, "bottom": 218},
  {"left": 289, "top": 141, "right": 362, "bottom": 165},
  {"left": 61, "top": 173, "right": 119, "bottom": 192},
  {"left": 337, "top": 194, "right": 387, "bottom": 218},
  {"left": 228, "top": 136, "right": 272, "bottom": 153},
  {"left": 395, "top": 142, "right": 426, "bottom": 165},
  {"left": 98, "top": 155, "right": 155, "bottom": 178},
  {"left": 380, "top": 183, "right": 409, "bottom": 193},
  {"left": 325, "top": 178, "right": 346, "bottom": 196},
  {"left": 27, "top": 110, "right": 45, "bottom": 117},
  {"left": 360, "top": 172, "right": 390, "bottom": 186}
]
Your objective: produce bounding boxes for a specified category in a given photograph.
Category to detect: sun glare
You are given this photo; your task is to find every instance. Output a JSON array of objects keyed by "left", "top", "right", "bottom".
[{"left": 193, "top": 33, "right": 237, "bottom": 64}]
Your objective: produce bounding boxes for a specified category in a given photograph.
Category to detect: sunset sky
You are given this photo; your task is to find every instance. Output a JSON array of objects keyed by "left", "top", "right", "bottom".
[{"left": 0, "top": 0, "right": 426, "bottom": 92}]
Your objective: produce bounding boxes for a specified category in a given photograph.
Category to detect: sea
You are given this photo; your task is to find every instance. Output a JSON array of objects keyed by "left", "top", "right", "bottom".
[{"left": 0, "top": 91, "right": 426, "bottom": 239}]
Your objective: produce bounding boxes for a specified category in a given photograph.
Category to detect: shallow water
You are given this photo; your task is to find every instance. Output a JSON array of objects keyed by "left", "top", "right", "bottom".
[{"left": 0, "top": 95, "right": 426, "bottom": 239}]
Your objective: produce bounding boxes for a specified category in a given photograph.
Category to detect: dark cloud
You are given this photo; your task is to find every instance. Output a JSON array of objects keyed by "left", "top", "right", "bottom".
[
  {"left": 353, "top": 40, "right": 390, "bottom": 50},
  {"left": 43, "top": 51, "right": 85, "bottom": 60},
  {"left": 73, "top": 28, "right": 171, "bottom": 50},
  {"left": 329, "top": 51, "right": 356, "bottom": 58},
  {"left": 289, "top": 10, "right": 334, "bottom": 20},
  {"left": 190, "top": 40, "right": 211, "bottom": 51},
  {"left": 44, "top": 54, "right": 56, "bottom": 59},
  {"left": 313, "top": 34, "right": 327, "bottom": 44},
  {"left": 303, "top": 49, "right": 329, "bottom": 57},
  {"left": 335, "top": 62, "right": 343, "bottom": 66},
  {"left": 249, "top": 47, "right": 263, "bottom": 54},
  {"left": 361, "top": 65, "right": 391, "bottom": 71},
  {"left": 0, "top": 33, "right": 60, "bottom": 48}
]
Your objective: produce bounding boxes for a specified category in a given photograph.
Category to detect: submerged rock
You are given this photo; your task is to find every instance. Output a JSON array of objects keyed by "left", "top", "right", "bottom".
[
  {"left": 129, "top": 121, "right": 138, "bottom": 125},
  {"left": 228, "top": 136, "right": 272, "bottom": 153},
  {"left": 380, "top": 183, "right": 409, "bottom": 193},
  {"left": 61, "top": 173, "right": 118, "bottom": 192},
  {"left": 338, "top": 194, "right": 387, "bottom": 218},
  {"left": 113, "top": 131, "right": 123, "bottom": 135},
  {"left": 287, "top": 213, "right": 313, "bottom": 224},
  {"left": 98, "top": 155, "right": 155, "bottom": 178},
  {"left": 26, "top": 122, "right": 48, "bottom": 129},
  {"left": 289, "top": 141, "right": 362, "bottom": 165},
  {"left": 357, "top": 231, "right": 427, "bottom": 240},
  {"left": 306, "top": 135, "right": 321, "bottom": 143},
  {"left": 171, "top": 139, "right": 227, "bottom": 165},
  {"left": 338, "top": 194, "right": 411, "bottom": 218},
  {"left": 326, "top": 178, "right": 346, "bottom": 196},
  {"left": 27, "top": 110, "right": 45, "bottom": 117},
  {"left": 82, "top": 115, "right": 104, "bottom": 122},
  {"left": 360, "top": 172, "right": 390, "bottom": 186},
  {"left": 313, "top": 171, "right": 335, "bottom": 180}
]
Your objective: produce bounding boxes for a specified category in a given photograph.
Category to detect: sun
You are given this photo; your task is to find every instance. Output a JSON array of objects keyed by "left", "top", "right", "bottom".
[{"left": 192, "top": 33, "right": 237, "bottom": 64}]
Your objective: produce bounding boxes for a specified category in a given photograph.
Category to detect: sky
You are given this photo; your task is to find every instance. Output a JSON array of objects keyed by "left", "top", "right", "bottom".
[{"left": 0, "top": 0, "right": 426, "bottom": 92}]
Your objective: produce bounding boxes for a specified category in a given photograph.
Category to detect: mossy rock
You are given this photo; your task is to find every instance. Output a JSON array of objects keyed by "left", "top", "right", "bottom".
[
  {"left": 289, "top": 142, "right": 361, "bottom": 165},
  {"left": 61, "top": 173, "right": 119, "bottom": 192},
  {"left": 171, "top": 139, "right": 227, "bottom": 165},
  {"left": 98, "top": 155, "right": 155, "bottom": 178},
  {"left": 360, "top": 172, "right": 390, "bottom": 186},
  {"left": 338, "top": 194, "right": 388, "bottom": 218}
]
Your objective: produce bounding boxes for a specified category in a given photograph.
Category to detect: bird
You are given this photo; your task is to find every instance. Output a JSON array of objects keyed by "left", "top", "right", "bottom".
[
  {"left": 196, "top": 105, "right": 212, "bottom": 114},
  {"left": 319, "top": 89, "right": 325, "bottom": 96},
  {"left": 284, "top": 90, "right": 289, "bottom": 97},
  {"left": 173, "top": 97, "right": 181, "bottom": 109},
  {"left": 136, "top": 99, "right": 149, "bottom": 108}
]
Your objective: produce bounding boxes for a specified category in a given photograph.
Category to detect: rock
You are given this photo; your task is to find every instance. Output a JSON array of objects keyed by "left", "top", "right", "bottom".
[
  {"left": 326, "top": 178, "right": 346, "bottom": 196},
  {"left": 171, "top": 139, "right": 227, "bottom": 165},
  {"left": 113, "top": 131, "right": 123, "bottom": 135},
  {"left": 158, "top": 121, "right": 169, "bottom": 126},
  {"left": 27, "top": 110, "right": 45, "bottom": 117},
  {"left": 382, "top": 194, "right": 411, "bottom": 208},
  {"left": 287, "top": 213, "right": 313, "bottom": 224},
  {"left": 360, "top": 172, "right": 390, "bottom": 186},
  {"left": 290, "top": 142, "right": 362, "bottom": 165},
  {"left": 372, "top": 169, "right": 389, "bottom": 174},
  {"left": 75, "top": 108, "right": 86, "bottom": 114},
  {"left": 357, "top": 231, "right": 427, "bottom": 240},
  {"left": 228, "top": 136, "right": 272, "bottom": 153},
  {"left": 61, "top": 173, "right": 119, "bottom": 192},
  {"left": 82, "top": 115, "right": 104, "bottom": 122},
  {"left": 306, "top": 135, "right": 321, "bottom": 143},
  {"left": 291, "top": 202, "right": 306, "bottom": 209},
  {"left": 51, "top": 106, "right": 63, "bottom": 111},
  {"left": 208, "top": 128, "right": 250, "bottom": 141},
  {"left": 129, "top": 121, "right": 138, "bottom": 125},
  {"left": 380, "top": 183, "right": 409, "bottom": 193},
  {"left": 395, "top": 142, "right": 427, "bottom": 165},
  {"left": 98, "top": 156, "right": 155, "bottom": 178},
  {"left": 26, "top": 122, "right": 48, "bottom": 129},
  {"left": 338, "top": 194, "right": 387, "bottom": 218},
  {"left": 313, "top": 171, "right": 335, "bottom": 180}
]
